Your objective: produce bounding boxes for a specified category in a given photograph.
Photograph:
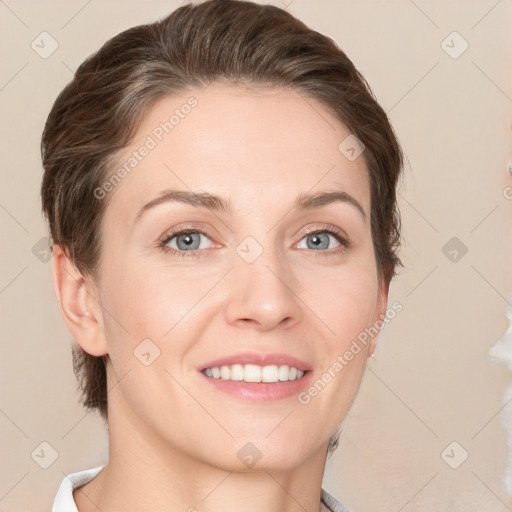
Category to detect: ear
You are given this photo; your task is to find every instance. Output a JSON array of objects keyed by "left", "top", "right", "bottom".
[
  {"left": 368, "top": 278, "right": 389, "bottom": 357},
  {"left": 51, "top": 244, "right": 108, "bottom": 357}
]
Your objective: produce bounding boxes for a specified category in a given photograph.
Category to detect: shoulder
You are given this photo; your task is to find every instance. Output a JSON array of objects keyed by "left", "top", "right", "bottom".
[{"left": 52, "top": 466, "right": 104, "bottom": 512}]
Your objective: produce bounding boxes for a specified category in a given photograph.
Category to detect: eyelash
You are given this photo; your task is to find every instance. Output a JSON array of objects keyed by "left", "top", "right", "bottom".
[{"left": 157, "top": 224, "right": 352, "bottom": 258}]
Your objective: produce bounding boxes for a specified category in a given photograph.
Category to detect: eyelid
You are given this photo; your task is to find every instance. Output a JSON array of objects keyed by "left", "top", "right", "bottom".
[
  {"left": 299, "top": 224, "right": 349, "bottom": 240},
  {"left": 294, "top": 224, "right": 352, "bottom": 252},
  {"left": 159, "top": 223, "right": 217, "bottom": 242},
  {"left": 157, "top": 222, "right": 351, "bottom": 257}
]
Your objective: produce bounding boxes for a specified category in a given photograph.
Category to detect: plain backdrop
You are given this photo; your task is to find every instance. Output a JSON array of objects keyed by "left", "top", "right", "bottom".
[{"left": 1, "top": 1, "right": 511, "bottom": 511}]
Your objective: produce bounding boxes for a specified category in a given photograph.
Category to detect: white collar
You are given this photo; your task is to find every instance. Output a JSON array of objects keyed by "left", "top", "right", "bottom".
[
  {"left": 52, "top": 466, "right": 350, "bottom": 512},
  {"left": 52, "top": 466, "right": 104, "bottom": 512}
]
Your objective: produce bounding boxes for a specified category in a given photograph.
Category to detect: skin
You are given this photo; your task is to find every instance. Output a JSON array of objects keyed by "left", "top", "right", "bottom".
[{"left": 52, "top": 83, "right": 389, "bottom": 512}]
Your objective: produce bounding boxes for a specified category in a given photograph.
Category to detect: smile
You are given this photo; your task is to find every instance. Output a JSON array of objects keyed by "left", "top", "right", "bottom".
[{"left": 202, "top": 364, "right": 305, "bottom": 383}]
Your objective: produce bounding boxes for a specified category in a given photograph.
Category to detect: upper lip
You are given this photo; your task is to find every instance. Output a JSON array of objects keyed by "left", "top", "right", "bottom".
[{"left": 199, "top": 352, "right": 312, "bottom": 372}]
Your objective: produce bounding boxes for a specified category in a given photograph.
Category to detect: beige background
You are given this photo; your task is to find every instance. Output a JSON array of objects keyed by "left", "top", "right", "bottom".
[{"left": 1, "top": 1, "right": 511, "bottom": 511}]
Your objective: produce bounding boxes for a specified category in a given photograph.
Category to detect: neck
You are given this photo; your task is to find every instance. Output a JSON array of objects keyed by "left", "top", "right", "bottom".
[{"left": 74, "top": 402, "right": 329, "bottom": 512}]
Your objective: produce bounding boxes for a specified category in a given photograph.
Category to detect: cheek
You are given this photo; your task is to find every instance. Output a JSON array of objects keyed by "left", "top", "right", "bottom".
[
  {"left": 99, "top": 240, "right": 379, "bottom": 369},
  {"left": 99, "top": 259, "right": 216, "bottom": 351},
  {"left": 300, "top": 257, "right": 379, "bottom": 349},
  {"left": 298, "top": 262, "right": 379, "bottom": 418}
]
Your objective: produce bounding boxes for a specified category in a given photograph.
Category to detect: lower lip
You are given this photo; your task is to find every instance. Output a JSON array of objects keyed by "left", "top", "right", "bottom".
[{"left": 198, "top": 371, "right": 313, "bottom": 402}]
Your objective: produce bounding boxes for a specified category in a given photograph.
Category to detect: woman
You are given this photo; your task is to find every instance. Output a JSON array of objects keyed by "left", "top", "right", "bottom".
[{"left": 42, "top": 0, "right": 404, "bottom": 510}]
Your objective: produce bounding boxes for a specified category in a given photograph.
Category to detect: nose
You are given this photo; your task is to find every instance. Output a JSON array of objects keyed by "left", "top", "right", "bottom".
[{"left": 224, "top": 248, "right": 303, "bottom": 331}]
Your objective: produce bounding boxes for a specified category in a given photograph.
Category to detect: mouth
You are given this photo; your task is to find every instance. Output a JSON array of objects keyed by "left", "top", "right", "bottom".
[
  {"left": 197, "top": 352, "right": 312, "bottom": 401},
  {"left": 201, "top": 364, "right": 306, "bottom": 383},
  {"left": 198, "top": 351, "right": 311, "bottom": 378}
]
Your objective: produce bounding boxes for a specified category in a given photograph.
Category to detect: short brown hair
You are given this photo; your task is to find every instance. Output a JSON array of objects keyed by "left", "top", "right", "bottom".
[{"left": 41, "top": 0, "right": 404, "bottom": 450}]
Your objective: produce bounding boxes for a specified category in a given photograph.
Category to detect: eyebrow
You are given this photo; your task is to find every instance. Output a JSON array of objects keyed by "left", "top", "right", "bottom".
[{"left": 134, "top": 188, "right": 366, "bottom": 223}]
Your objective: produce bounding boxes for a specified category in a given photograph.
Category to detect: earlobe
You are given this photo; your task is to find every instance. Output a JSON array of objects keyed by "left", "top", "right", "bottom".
[
  {"left": 51, "top": 244, "right": 108, "bottom": 357},
  {"left": 368, "top": 279, "right": 390, "bottom": 357}
]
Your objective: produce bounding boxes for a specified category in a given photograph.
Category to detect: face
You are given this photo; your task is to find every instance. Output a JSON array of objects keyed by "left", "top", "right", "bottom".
[{"left": 90, "top": 84, "right": 388, "bottom": 471}]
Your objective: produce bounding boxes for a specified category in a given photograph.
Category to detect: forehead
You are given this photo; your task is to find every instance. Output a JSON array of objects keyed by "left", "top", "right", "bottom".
[{"left": 104, "top": 84, "right": 370, "bottom": 221}]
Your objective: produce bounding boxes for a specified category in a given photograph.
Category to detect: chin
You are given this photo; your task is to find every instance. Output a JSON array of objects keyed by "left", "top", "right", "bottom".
[{"left": 198, "top": 435, "right": 322, "bottom": 474}]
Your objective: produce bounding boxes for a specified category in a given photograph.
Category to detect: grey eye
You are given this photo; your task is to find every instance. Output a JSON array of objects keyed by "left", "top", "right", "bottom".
[
  {"left": 297, "top": 232, "right": 341, "bottom": 251},
  {"left": 166, "top": 232, "right": 211, "bottom": 251}
]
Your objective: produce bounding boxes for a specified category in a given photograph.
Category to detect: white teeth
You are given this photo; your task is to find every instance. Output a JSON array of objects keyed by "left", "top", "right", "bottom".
[
  {"left": 244, "top": 364, "right": 261, "bottom": 383},
  {"left": 261, "top": 365, "right": 279, "bottom": 383},
  {"left": 220, "top": 365, "right": 230, "bottom": 380},
  {"left": 202, "top": 364, "right": 306, "bottom": 383},
  {"left": 278, "top": 365, "right": 289, "bottom": 381},
  {"left": 230, "top": 364, "right": 244, "bottom": 381}
]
